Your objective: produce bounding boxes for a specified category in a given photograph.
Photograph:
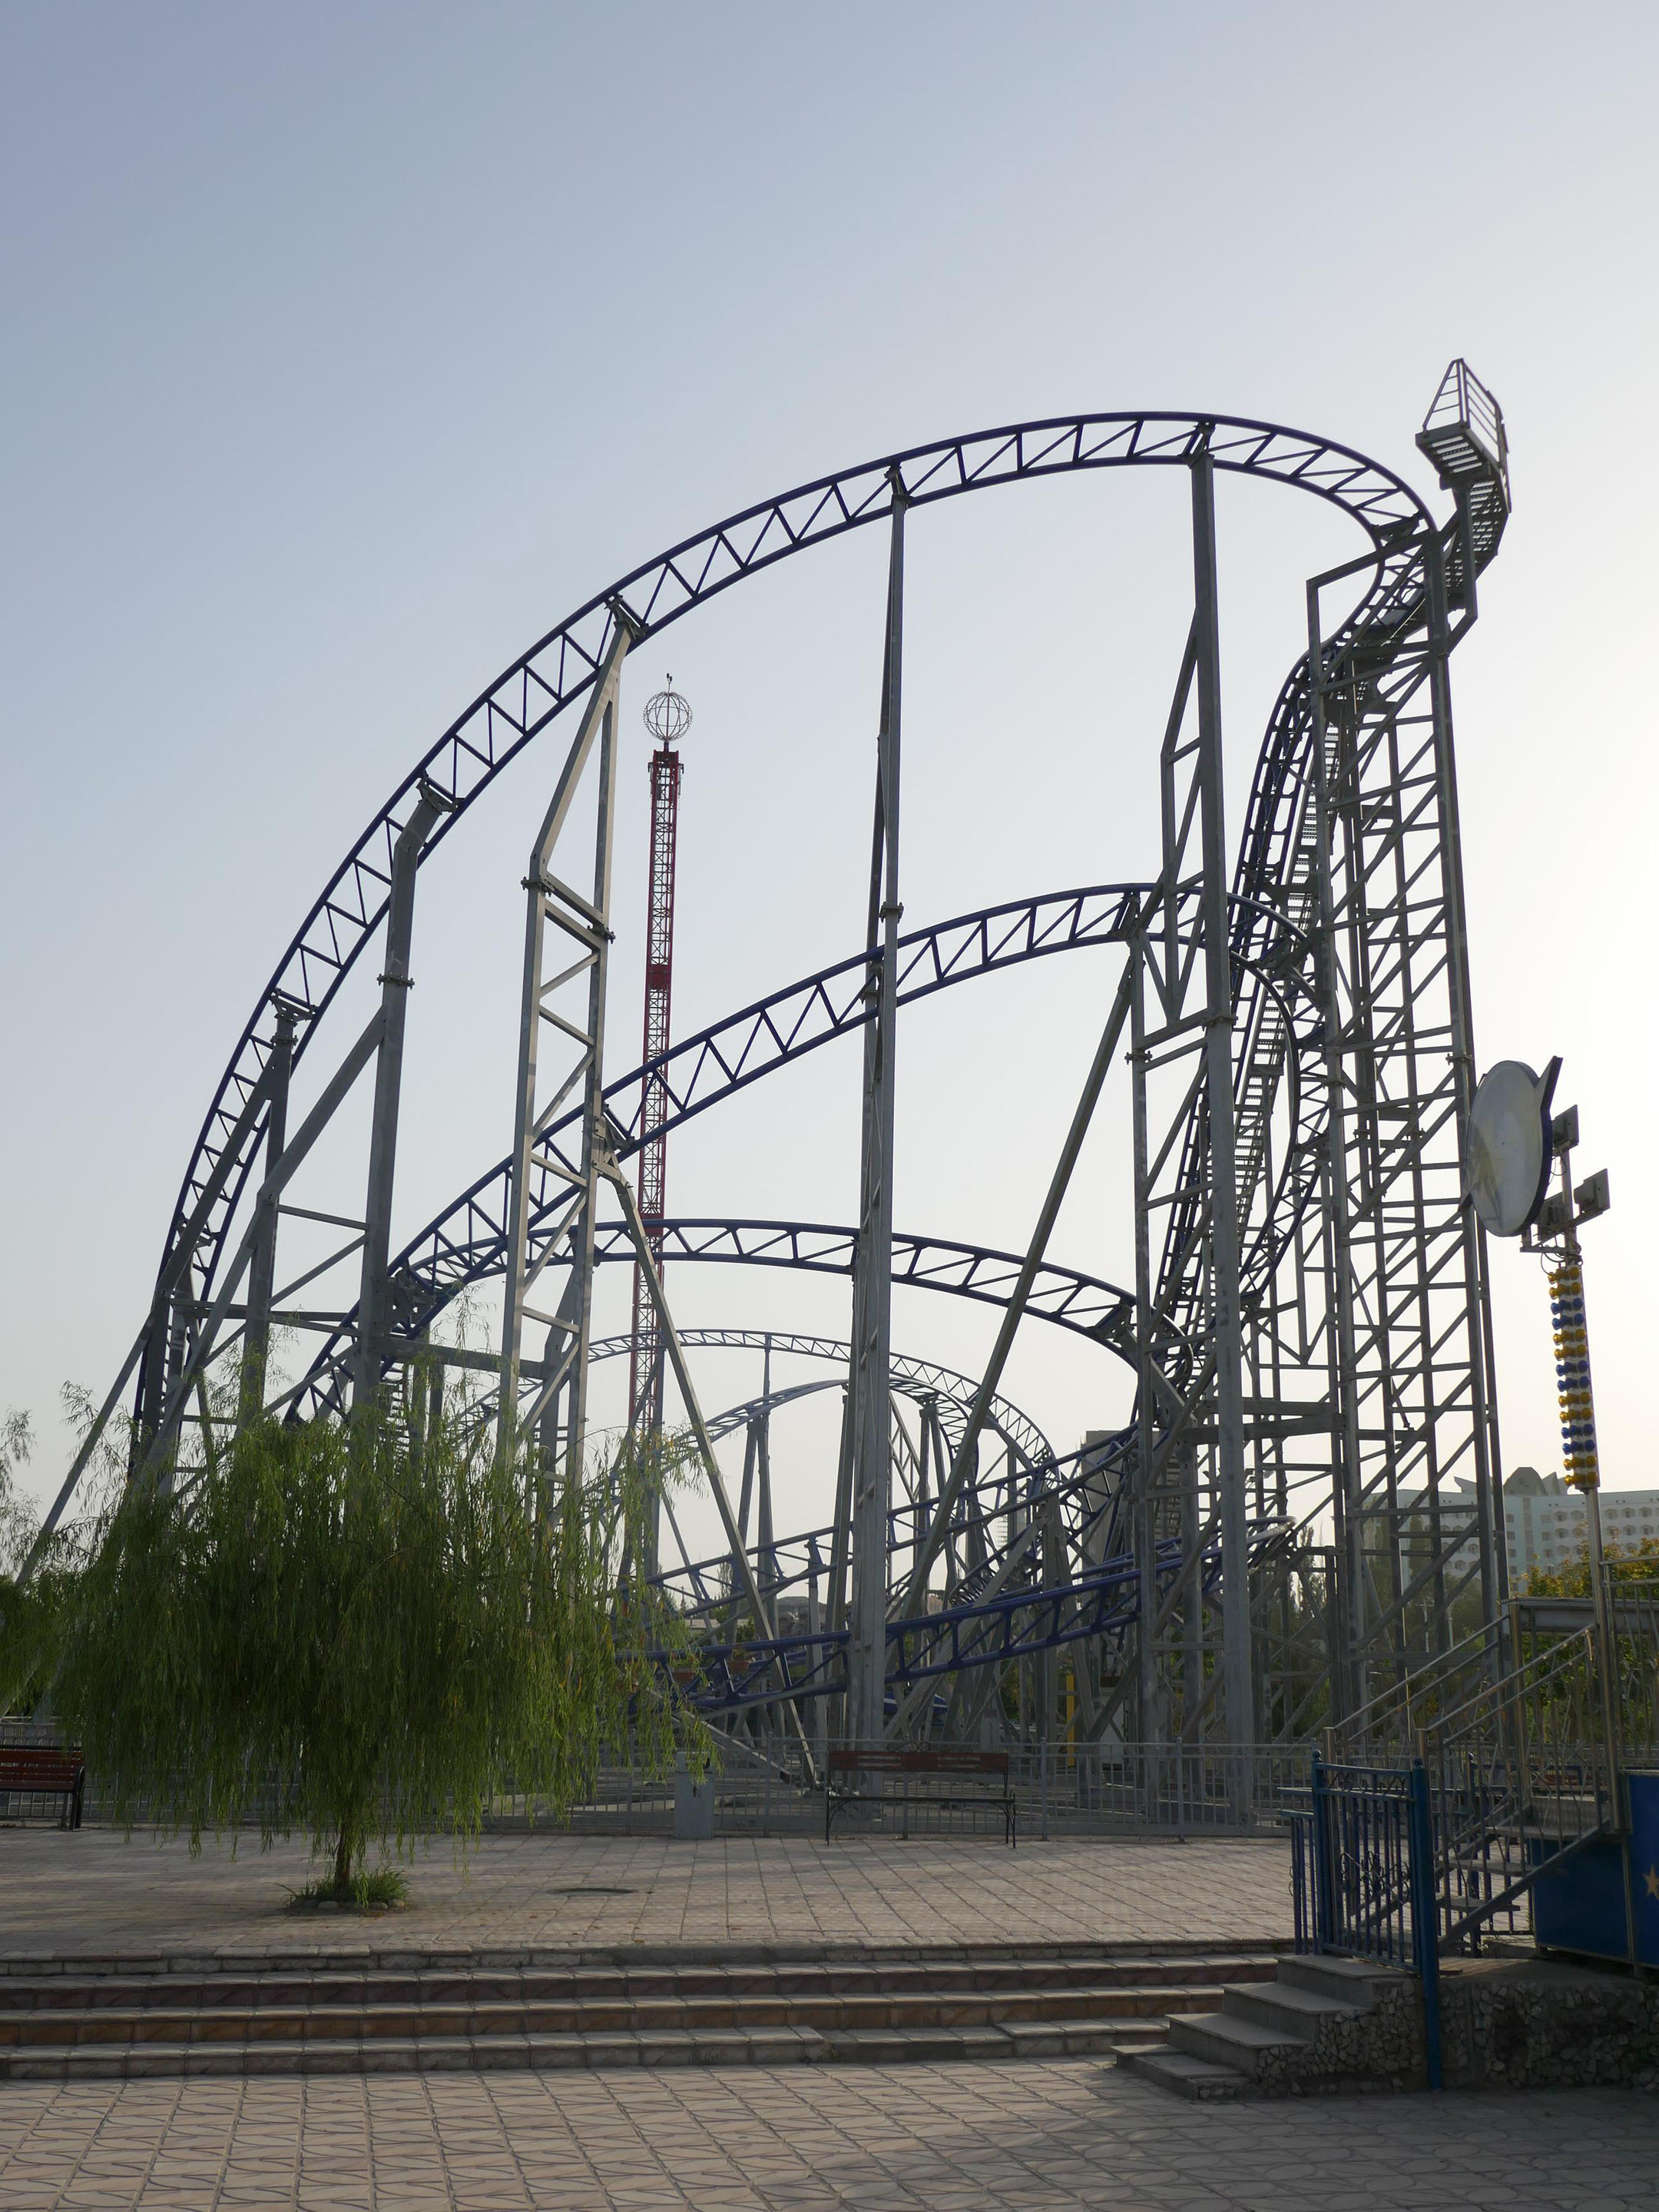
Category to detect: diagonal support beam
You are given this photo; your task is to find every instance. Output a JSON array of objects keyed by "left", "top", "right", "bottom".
[
  {"left": 498, "top": 618, "right": 631, "bottom": 1465},
  {"left": 133, "top": 1005, "right": 389, "bottom": 1486},
  {"left": 899, "top": 947, "right": 1137, "bottom": 1628},
  {"left": 599, "top": 1141, "right": 817, "bottom": 1781}
]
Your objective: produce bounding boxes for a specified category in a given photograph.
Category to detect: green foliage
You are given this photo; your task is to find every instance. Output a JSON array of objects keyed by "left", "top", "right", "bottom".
[
  {"left": 0, "top": 1409, "right": 36, "bottom": 1577},
  {"left": 0, "top": 1409, "right": 45, "bottom": 1710},
  {"left": 2, "top": 1385, "right": 144, "bottom": 1715},
  {"left": 1523, "top": 1532, "right": 1659, "bottom": 1599},
  {"left": 47, "top": 1387, "right": 709, "bottom": 1889},
  {"left": 1516, "top": 1535, "right": 1659, "bottom": 1754},
  {"left": 0, "top": 1568, "right": 68, "bottom": 1717},
  {"left": 0, "top": 1405, "right": 93, "bottom": 1717},
  {"left": 286, "top": 1865, "right": 410, "bottom": 1912}
]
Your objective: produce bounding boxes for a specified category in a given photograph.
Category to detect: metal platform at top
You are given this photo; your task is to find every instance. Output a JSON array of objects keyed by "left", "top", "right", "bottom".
[{"left": 1417, "top": 358, "right": 1512, "bottom": 591}]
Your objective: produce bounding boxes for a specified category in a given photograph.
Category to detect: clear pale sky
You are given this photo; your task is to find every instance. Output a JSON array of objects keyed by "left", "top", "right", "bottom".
[{"left": 4, "top": 2, "right": 1655, "bottom": 1554}]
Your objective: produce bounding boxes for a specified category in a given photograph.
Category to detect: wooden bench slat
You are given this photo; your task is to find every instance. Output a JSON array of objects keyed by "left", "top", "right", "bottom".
[
  {"left": 0, "top": 1757, "right": 82, "bottom": 1783},
  {"left": 826, "top": 1749, "right": 1008, "bottom": 1776}
]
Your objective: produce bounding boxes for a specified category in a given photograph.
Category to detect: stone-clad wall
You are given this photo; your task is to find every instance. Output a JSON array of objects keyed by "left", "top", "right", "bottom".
[
  {"left": 1250, "top": 1958, "right": 1659, "bottom": 2094},
  {"left": 1438, "top": 1961, "right": 1659, "bottom": 2090},
  {"left": 1252, "top": 1975, "right": 1424, "bottom": 2094}
]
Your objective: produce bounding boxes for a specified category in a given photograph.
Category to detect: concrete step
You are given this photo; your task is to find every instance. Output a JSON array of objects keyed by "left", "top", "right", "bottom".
[
  {"left": 1122, "top": 1951, "right": 1429, "bottom": 2100},
  {"left": 0, "top": 1950, "right": 1277, "bottom": 2012},
  {"left": 0, "top": 2013, "right": 1179, "bottom": 2084},
  {"left": 0, "top": 1981, "right": 1227, "bottom": 2051},
  {"left": 1274, "top": 1954, "right": 1406, "bottom": 2007},
  {"left": 1118, "top": 2046, "right": 1252, "bottom": 2101},
  {"left": 1223, "top": 1981, "right": 1357, "bottom": 2040},
  {"left": 0, "top": 1943, "right": 1264, "bottom": 2078},
  {"left": 1167, "top": 2010, "right": 1301, "bottom": 2078}
]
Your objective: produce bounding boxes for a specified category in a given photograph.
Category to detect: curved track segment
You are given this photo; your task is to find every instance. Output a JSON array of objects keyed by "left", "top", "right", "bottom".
[
  {"left": 286, "top": 1216, "right": 1146, "bottom": 1423},
  {"left": 521, "top": 1330, "right": 1055, "bottom": 1476},
  {"left": 283, "top": 884, "right": 1169, "bottom": 1414},
  {"left": 581, "top": 1328, "right": 1061, "bottom": 1624}
]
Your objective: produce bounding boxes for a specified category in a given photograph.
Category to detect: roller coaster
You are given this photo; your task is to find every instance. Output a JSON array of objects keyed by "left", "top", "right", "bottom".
[{"left": 37, "top": 363, "right": 1515, "bottom": 1810}]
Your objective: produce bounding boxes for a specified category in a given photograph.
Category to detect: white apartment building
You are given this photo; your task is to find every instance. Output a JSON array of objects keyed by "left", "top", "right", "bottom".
[
  {"left": 1395, "top": 1468, "right": 1659, "bottom": 1586},
  {"left": 1502, "top": 1467, "right": 1659, "bottom": 1582}
]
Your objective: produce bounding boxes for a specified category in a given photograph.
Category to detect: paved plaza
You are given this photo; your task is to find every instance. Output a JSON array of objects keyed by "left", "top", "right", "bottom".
[
  {"left": 1, "top": 1829, "right": 1293, "bottom": 1957},
  {"left": 5, "top": 1827, "right": 1654, "bottom": 2207},
  {"left": 2, "top": 2061, "right": 1656, "bottom": 2210}
]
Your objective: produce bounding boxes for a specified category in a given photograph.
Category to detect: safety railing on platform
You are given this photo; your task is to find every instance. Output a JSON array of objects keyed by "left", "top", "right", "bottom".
[
  {"left": 1296, "top": 1627, "right": 1621, "bottom": 1941},
  {"left": 1419, "top": 358, "right": 1508, "bottom": 478},
  {"left": 1335, "top": 1571, "right": 1659, "bottom": 1774},
  {"left": 1333, "top": 1621, "right": 1505, "bottom": 1760},
  {"left": 1419, "top": 1624, "right": 1618, "bottom": 1950}
]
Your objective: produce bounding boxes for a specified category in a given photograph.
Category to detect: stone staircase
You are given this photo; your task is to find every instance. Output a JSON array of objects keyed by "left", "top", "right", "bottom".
[
  {"left": 0, "top": 1939, "right": 1280, "bottom": 2081},
  {"left": 1120, "top": 1954, "right": 1420, "bottom": 2099}
]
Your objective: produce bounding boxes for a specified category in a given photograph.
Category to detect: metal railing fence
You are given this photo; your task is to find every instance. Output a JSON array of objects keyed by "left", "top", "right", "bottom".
[
  {"left": 5, "top": 1720, "right": 1314, "bottom": 1839},
  {"left": 1288, "top": 1754, "right": 1442, "bottom": 2085},
  {"left": 1285, "top": 1596, "right": 1656, "bottom": 2088},
  {"left": 515, "top": 1740, "right": 1315, "bottom": 1839},
  {"left": 1419, "top": 1624, "right": 1618, "bottom": 1950},
  {"left": 1334, "top": 1573, "right": 1659, "bottom": 1773}
]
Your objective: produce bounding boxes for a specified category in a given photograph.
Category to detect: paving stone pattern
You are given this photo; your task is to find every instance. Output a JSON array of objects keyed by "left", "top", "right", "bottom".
[
  {"left": 0, "top": 1830, "right": 1293, "bottom": 1957},
  {"left": 2, "top": 2059, "right": 1657, "bottom": 2210}
]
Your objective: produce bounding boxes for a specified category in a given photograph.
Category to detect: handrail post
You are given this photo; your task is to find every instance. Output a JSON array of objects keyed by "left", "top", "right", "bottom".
[
  {"left": 1310, "top": 1750, "right": 1333, "bottom": 1954},
  {"left": 1409, "top": 1757, "right": 1443, "bottom": 2091}
]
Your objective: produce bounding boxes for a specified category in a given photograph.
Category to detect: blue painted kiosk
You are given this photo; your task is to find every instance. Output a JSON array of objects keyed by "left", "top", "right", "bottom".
[{"left": 1532, "top": 1770, "right": 1659, "bottom": 1965}]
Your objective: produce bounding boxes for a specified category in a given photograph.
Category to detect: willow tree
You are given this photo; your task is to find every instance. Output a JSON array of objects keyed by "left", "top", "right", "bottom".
[
  {"left": 48, "top": 1388, "right": 707, "bottom": 1898},
  {"left": 0, "top": 1403, "right": 101, "bottom": 1718},
  {"left": 0, "top": 1409, "right": 35, "bottom": 1576}
]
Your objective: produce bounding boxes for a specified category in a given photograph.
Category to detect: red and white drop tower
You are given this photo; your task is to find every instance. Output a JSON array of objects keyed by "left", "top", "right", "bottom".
[{"left": 629, "top": 680, "right": 691, "bottom": 1440}]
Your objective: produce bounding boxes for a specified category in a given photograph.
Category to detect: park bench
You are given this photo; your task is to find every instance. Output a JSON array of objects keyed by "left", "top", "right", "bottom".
[
  {"left": 0, "top": 1743, "right": 86, "bottom": 1830},
  {"left": 824, "top": 1747, "right": 1015, "bottom": 1845}
]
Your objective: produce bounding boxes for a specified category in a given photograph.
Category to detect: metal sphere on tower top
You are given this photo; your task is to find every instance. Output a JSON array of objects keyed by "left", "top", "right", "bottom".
[{"left": 644, "top": 677, "right": 692, "bottom": 747}]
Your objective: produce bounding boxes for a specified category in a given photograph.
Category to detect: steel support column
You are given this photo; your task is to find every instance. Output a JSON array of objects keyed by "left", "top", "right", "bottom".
[
  {"left": 354, "top": 785, "right": 450, "bottom": 1414},
  {"left": 601, "top": 1147, "right": 816, "bottom": 1774},
  {"left": 239, "top": 1001, "right": 296, "bottom": 1427},
  {"left": 847, "top": 482, "right": 907, "bottom": 1747},
  {"left": 1128, "top": 936, "right": 1161, "bottom": 1766},
  {"left": 1426, "top": 518, "right": 1508, "bottom": 1633},
  {"left": 1307, "top": 575, "right": 1367, "bottom": 1721},
  {"left": 1191, "top": 451, "right": 1254, "bottom": 1785}
]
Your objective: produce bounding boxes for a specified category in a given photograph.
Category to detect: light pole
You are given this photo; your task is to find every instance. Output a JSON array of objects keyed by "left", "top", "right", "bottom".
[{"left": 1528, "top": 1103, "right": 1619, "bottom": 1804}]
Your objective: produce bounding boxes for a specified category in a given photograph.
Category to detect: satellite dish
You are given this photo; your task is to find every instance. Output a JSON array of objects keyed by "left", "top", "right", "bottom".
[{"left": 1464, "top": 1058, "right": 1558, "bottom": 1237}]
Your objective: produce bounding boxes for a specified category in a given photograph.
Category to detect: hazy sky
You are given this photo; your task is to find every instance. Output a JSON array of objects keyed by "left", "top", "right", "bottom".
[{"left": 4, "top": 2, "right": 1656, "bottom": 1553}]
